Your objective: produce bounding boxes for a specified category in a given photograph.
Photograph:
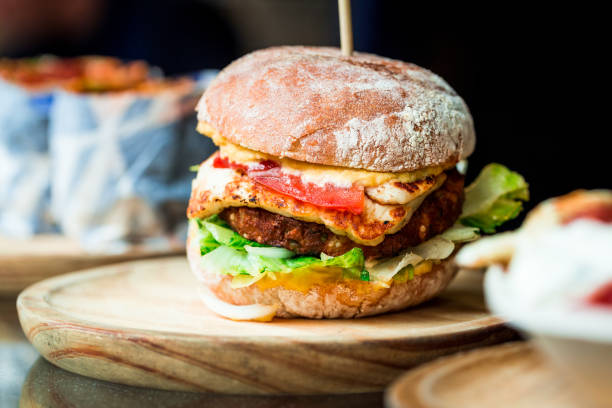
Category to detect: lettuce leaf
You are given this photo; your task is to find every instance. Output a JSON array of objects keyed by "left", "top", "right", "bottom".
[
  {"left": 368, "top": 252, "right": 423, "bottom": 283},
  {"left": 203, "top": 215, "right": 264, "bottom": 250},
  {"left": 367, "top": 236, "right": 455, "bottom": 284},
  {"left": 460, "top": 163, "right": 529, "bottom": 233},
  {"left": 440, "top": 224, "right": 480, "bottom": 243},
  {"left": 201, "top": 245, "right": 252, "bottom": 275},
  {"left": 194, "top": 218, "right": 367, "bottom": 283},
  {"left": 195, "top": 215, "right": 263, "bottom": 256},
  {"left": 245, "top": 245, "right": 295, "bottom": 259},
  {"left": 193, "top": 219, "right": 221, "bottom": 256}
]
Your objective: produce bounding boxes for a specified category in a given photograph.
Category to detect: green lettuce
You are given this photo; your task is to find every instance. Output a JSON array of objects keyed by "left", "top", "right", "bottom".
[
  {"left": 194, "top": 216, "right": 367, "bottom": 283},
  {"left": 460, "top": 163, "right": 529, "bottom": 234}
]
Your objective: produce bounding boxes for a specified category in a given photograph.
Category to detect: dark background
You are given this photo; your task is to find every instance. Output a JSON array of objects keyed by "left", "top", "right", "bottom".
[{"left": 1, "top": 0, "right": 606, "bottom": 224}]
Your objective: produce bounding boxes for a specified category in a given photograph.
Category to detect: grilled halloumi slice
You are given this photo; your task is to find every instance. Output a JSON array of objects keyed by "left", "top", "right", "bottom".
[
  {"left": 188, "top": 153, "right": 445, "bottom": 246},
  {"left": 366, "top": 174, "right": 446, "bottom": 205}
]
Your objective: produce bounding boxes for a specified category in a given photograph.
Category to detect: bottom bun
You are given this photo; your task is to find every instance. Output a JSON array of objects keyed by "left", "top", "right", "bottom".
[{"left": 187, "top": 227, "right": 458, "bottom": 319}]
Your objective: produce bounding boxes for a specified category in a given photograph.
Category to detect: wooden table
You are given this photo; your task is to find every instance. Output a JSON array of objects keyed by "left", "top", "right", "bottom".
[{"left": 2, "top": 297, "right": 384, "bottom": 407}]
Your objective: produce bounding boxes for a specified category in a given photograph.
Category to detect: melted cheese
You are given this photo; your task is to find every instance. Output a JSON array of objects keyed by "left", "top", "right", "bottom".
[
  {"left": 198, "top": 121, "right": 446, "bottom": 187},
  {"left": 415, "top": 261, "right": 433, "bottom": 276},
  {"left": 188, "top": 154, "right": 441, "bottom": 245},
  {"left": 254, "top": 261, "right": 434, "bottom": 293},
  {"left": 256, "top": 267, "right": 351, "bottom": 293}
]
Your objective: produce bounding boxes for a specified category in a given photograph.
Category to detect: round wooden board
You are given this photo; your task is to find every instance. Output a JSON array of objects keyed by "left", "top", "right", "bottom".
[
  {"left": 386, "top": 342, "right": 588, "bottom": 408},
  {"left": 0, "top": 234, "right": 182, "bottom": 297},
  {"left": 17, "top": 257, "right": 517, "bottom": 395}
]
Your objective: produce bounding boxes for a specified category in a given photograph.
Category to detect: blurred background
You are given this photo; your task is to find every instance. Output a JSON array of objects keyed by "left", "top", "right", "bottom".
[{"left": 0, "top": 0, "right": 604, "bottom": 226}]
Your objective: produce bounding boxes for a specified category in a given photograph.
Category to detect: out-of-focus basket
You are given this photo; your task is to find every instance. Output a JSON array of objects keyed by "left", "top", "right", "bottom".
[
  {"left": 48, "top": 77, "right": 217, "bottom": 253},
  {"left": 0, "top": 56, "right": 217, "bottom": 252}
]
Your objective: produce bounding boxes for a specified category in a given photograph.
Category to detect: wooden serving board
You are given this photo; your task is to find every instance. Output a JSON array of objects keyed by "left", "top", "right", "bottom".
[
  {"left": 17, "top": 257, "right": 517, "bottom": 395},
  {"left": 386, "top": 342, "right": 587, "bottom": 408},
  {"left": 0, "top": 234, "right": 182, "bottom": 297}
]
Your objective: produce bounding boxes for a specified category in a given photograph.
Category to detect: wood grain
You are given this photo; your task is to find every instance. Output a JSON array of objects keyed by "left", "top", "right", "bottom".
[
  {"left": 386, "top": 342, "right": 589, "bottom": 408},
  {"left": 0, "top": 234, "right": 182, "bottom": 297},
  {"left": 17, "top": 257, "right": 517, "bottom": 394}
]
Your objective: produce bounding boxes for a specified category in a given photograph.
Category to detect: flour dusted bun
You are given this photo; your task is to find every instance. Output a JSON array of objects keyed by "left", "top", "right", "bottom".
[
  {"left": 197, "top": 46, "right": 475, "bottom": 172},
  {"left": 187, "top": 227, "right": 458, "bottom": 319}
]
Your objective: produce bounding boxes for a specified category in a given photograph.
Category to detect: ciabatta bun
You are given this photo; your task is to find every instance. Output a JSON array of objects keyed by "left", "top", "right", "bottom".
[{"left": 197, "top": 46, "right": 475, "bottom": 172}]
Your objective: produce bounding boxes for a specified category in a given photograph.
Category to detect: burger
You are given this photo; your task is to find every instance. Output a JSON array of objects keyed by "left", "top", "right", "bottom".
[{"left": 187, "top": 46, "right": 528, "bottom": 320}]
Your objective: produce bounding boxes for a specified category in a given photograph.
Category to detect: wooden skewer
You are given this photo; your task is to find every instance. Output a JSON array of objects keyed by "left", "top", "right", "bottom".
[{"left": 338, "top": 0, "right": 353, "bottom": 56}]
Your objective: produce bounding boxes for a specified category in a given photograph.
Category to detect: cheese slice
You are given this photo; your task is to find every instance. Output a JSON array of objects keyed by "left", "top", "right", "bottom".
[{"left": 198, "top": 122, "right": 447, "bottom": 187}]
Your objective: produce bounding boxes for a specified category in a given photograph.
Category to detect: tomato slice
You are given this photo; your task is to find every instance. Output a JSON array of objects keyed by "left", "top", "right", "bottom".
[
  {"left": 586, "top": 280, "right": 612, "bottom": 308},
  {"left": 212, "top": 153, "right": 365, "bottom": 214},
  {"left": 249, "top": 167, "right": 364, "bottom": 215}
]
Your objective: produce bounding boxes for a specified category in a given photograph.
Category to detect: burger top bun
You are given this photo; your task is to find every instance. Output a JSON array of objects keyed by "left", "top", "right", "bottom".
[{"left": 197, "top": 46, "right": 475, "bottom": 173}]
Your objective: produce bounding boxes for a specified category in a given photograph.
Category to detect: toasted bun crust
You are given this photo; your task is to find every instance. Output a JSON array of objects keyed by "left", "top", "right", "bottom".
[
  {"left": 197, "top": 46, "right": 475, "bottom": 172},
  {"left": 187, "top": 227, "right": 458, "bottom": 319}
]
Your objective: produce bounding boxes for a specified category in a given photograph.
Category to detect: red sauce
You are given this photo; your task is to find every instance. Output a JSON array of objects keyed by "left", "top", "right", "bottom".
[
  {"left": 586, "top": 280, "right": 612, "bottom": 308},
  {"left": 212, "top": 155, "right": 280, "bottom": 173},
  {"left": 212, "top": 155, "right": 248, "bottom": 171},
  {"left": 250, "top": 159, "right": 280, "bottom": 172},
  {"left": 563, "top": 204, "right": 612, "bottom": 225}
]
